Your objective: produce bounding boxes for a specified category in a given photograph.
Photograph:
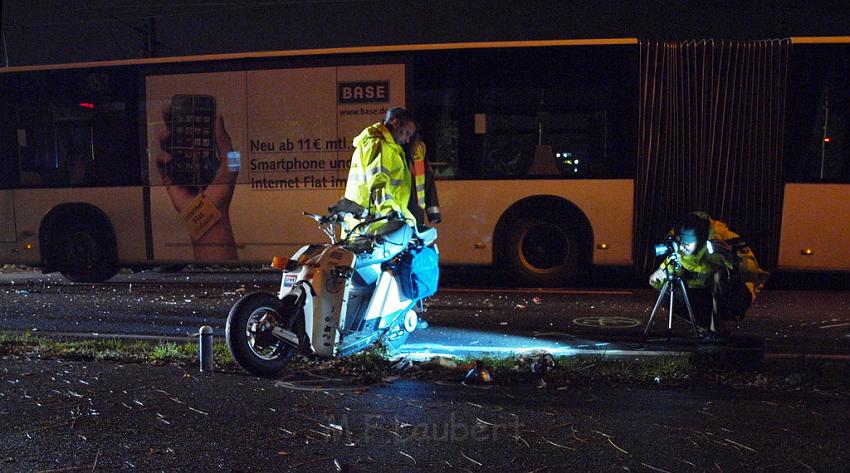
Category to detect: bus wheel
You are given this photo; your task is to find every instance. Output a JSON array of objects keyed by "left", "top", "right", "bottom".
[
  {"left": 58, "top": 222, "right": 118, "bottom": 283},
  {"left": 506, "top": 217, "right": 580, "bottom": 287}
]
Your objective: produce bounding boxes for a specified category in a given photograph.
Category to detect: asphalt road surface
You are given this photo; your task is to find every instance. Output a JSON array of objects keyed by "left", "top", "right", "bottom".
[
  {"left": 1, "top": 267, "right": 849, "bottom": 358},
  {"left": 1, "top": 357, "right": 849, "bottom": 472},
  {"left": 3, "top": 268, "right": 850, "bottom": 472}
]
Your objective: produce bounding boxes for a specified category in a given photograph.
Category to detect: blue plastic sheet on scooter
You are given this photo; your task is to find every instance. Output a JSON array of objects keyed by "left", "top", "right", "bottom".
[{"left": 399, "top": 245, "right": 439, "bottom": 299}]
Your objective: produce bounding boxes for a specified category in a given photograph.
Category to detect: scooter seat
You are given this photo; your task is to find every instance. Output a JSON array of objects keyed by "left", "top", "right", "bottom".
[{"left": 354, "top": 224, "right": 413, "bottom": 269}]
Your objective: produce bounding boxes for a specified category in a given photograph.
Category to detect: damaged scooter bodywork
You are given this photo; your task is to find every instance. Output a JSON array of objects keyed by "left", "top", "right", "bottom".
[{"left": 226, "top": 199, "right": 437, "bottom": 377}]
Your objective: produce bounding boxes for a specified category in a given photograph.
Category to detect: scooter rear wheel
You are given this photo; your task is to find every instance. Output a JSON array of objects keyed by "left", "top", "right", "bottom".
[{"left": 226, "top": 292, "right": 299, "bottom": 377}]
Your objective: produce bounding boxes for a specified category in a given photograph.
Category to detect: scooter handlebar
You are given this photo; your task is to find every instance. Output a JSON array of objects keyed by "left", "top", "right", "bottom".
[{"left": 303, "top": 212, "right": 329, "bottom": 223}]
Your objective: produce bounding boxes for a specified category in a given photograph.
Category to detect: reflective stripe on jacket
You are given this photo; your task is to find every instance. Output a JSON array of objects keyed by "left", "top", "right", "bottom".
[
  {"left": 410, "top": 141, "right": 427, "bottom": 211},
  {"left": 406, "top": 140, "right": 441, "bottom": 226}
]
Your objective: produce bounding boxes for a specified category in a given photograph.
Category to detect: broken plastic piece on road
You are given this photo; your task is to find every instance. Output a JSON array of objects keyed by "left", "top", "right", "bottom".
[
  {"left": 428, "top": 356, "right": 458, "bottom": 370},
  {"left": 462, "top": 360, "right": 493, "bottom": 385}
]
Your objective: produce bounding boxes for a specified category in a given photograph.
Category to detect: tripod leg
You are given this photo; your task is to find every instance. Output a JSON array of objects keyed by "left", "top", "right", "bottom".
[
  {"left": 667, "top": 283, "right": 674, "bottom": 340},
  {"left": 643, "top": 281, "right": 669, "bottom": 337},
  {"left": 677, "top": 278, "right": 700, "bottom": 337}
]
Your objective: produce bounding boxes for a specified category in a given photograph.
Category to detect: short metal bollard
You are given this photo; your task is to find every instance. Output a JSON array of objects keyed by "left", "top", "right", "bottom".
[{"left": 199, "top": 325, "right": 214, "bottom": 372}]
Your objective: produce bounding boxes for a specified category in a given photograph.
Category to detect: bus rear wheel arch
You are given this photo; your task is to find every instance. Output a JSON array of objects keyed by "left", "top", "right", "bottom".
[
  {"left": 494, "top": 197, "right": 593, "bottom": 287},
  {"left": 40, "top": 203, "right": 119, "bottom": 283}
]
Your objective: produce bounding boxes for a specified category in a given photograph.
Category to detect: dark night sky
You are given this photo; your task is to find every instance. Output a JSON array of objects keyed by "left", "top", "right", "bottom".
[{"left": 2, "top": 0, "right": 850, "bottom": 66}]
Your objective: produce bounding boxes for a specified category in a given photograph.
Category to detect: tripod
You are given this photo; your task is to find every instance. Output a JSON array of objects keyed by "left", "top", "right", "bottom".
[{"left": 643, "top": 259, "right": 700, "bottom": 340}]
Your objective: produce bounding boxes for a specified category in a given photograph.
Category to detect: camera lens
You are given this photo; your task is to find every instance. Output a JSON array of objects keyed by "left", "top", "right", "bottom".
[{"left": 655, "top": 239, "right": 678, "bottom": 257}]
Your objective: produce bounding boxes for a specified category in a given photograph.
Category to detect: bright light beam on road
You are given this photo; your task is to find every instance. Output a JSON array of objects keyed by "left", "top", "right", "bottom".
[{"left": 400, "top": 326, "right": 623, "bottom": 361}]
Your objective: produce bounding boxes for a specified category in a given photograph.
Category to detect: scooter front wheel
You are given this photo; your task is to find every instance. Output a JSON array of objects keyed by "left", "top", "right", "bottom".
[{"left": 226, "top": 292, "right": 299, "bottom": 377}]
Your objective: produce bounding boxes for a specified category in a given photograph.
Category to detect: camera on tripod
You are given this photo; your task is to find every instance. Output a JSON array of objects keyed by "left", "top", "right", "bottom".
[
  {"left": 654, "top": 236, "right": 680, "bottom": 257},
  {"left": 645, "top": 235, "right": 700, "bottom": 340}
]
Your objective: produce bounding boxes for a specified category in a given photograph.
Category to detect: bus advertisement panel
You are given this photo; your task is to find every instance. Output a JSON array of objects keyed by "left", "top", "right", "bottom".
[{"left": 145, "top": 64, "right": 404, "bottom": 262}]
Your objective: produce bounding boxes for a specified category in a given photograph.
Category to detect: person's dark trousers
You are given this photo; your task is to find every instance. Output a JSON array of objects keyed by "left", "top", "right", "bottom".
[
  {"left": 671, "top": 270, "right": 752, "bottom": 331},
  {"left": 710, "top": 269, "right": 752, "bottom": 323},
  {"left": 671, "top": 285, "right": 713, "bottom": 328}
]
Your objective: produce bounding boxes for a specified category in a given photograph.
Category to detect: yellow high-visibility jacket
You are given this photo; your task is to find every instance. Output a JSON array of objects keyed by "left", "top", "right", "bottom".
[
  {"left": 344, "top": 122, "right": 415, "bottom": 230},
  {"left": 652, "top": 212, "right": 769, "bottom": 301}
]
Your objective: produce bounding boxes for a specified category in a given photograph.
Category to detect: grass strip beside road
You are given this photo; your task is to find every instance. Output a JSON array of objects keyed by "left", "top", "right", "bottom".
[
  {"left": 1, "top": 333, "right": 849, "bottom": 394},
  {"left": 0, "top": 332, "right": 235, "bottom": 367}
]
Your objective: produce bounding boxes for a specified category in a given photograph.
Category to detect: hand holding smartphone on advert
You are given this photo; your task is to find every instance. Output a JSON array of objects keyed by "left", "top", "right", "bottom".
[{"left": 156, "top": 94, "right": 240, "bottom": 260}]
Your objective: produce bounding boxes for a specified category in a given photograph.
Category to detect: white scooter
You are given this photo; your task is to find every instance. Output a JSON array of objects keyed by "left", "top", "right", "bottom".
[{"left": 226, "top": 198, "right": 438, "bottom": 377}]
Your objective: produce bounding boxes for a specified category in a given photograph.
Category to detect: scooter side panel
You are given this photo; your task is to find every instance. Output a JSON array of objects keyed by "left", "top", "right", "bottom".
[
  {"left": 363, "top": 271, "right": 414, "bottom": 329},
  {"left": 309, "top": 247, "right": 356, "bottom": 357}
]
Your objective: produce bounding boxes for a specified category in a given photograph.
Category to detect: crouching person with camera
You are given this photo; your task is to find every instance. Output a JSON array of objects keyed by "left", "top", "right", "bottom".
[{"left": 648, "top": 211, "right": 769, "bottom": 340}]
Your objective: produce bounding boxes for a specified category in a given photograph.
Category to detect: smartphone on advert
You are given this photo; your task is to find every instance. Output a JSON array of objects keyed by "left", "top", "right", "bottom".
[{"left": 167, "top": 94, "right": 218, "bottom": 187}]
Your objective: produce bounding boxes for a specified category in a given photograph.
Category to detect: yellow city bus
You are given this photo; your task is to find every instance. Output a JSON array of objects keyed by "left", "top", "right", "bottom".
[{"left": 1, "top": 37, "right": 848, "bottom": 285}]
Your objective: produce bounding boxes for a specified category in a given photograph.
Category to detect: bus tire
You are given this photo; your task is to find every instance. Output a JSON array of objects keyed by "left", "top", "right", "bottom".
[
  {"left": 40, "top": 204, "right": 119, "bottom": 283},
  {"left": 57, "top": 220, "right": 118, "bottom": 283},
  {"left": 505, "top": 216, "right": 581, "bottom": 287}
]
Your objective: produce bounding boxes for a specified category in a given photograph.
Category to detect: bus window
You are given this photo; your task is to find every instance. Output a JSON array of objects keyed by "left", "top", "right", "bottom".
[
  {"left": 0, "top": 82, "right": 17, "bottom": 189},
  {"left": 430, "top": 119, "right": 459, "bottom": 179},
  {"left": 787, "top": 44, "right": 850, "bottom": 183},
  {"left": 16, "top": 105, "right": 97, "bottom": 187},
  {"left": 12, "top": 69, "right": 139, "bottom": 188},
  {"left": 409, "top": 56, "right": 460, "bottom": 180},
  {"left": 411, "top": 88, "right": 459, "bottom": 179},
  {"left": 808, "top": 52, "right": 850, "bottom": 182},
  {"left": 468, "top": 109, "right": 614, "bottom": 179},
  {"left": 411, "top": 45, "right": 636, "bottom": 181},
  {"left": 476, "top": 112, "right": 537, "bottom": 178}
]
